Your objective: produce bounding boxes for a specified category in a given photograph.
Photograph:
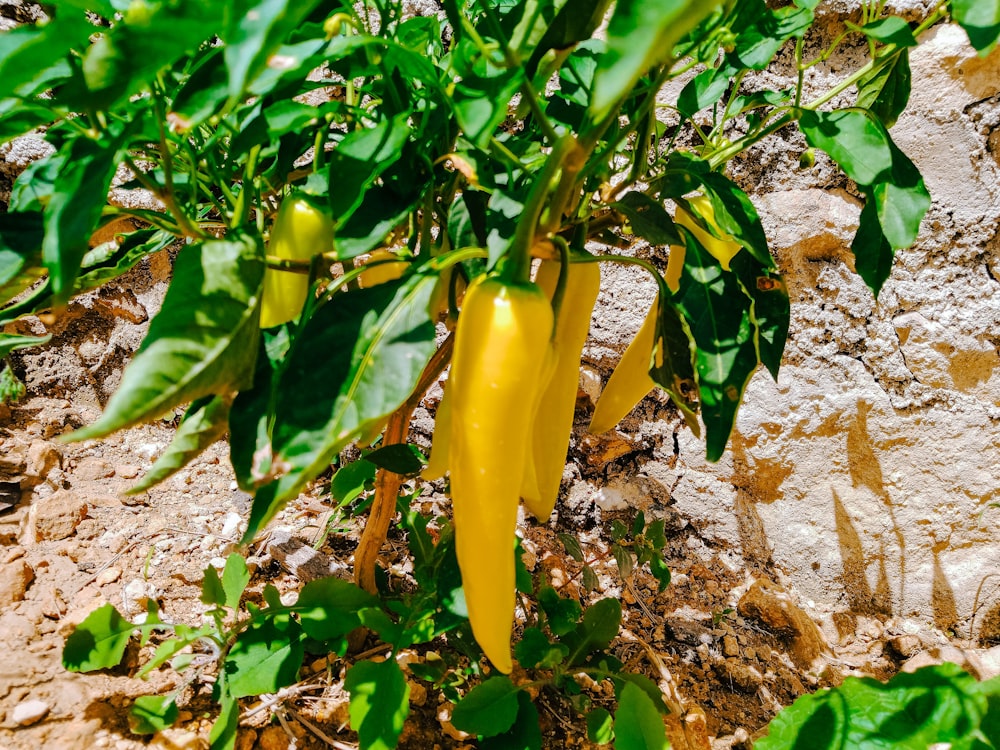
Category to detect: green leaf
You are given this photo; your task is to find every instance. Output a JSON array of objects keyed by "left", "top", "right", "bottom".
[
  {"left": 0, "top": 11, "right": 94, "bottom": 101},
  {"left": 612, "top": 544, "right": 634, "bottom": 580},
  {"left": 330, "top": 459, "right": 377, "bottom": 505},
  {"left": 799, "top": 109, "right": 893, "bottom": 186},
  {"left": 731, "top": 4, "right": 813, "bottom": 70},
  {"left": 168, "top": 46, "right": 229, "bottom": 131},
  {"left": 225, "top": 612, "right": 305, "bottom": 698},
  {"left": 228, "top": 327, "right": 292, "bottom": 491},
  {"left": 43, "top": 131, "right": 125, "bottom": 305},
  {"left": 871, "top": 140, "right": 930, "bottom": 250},
  {"left": 452, "top": 63, "right": 524, "bottom": 150},
  {"left": 451, "top": 676, "right": 521, "bottom": 737},
  {"left": 591, "top": 0, "right": 718, "bottom": 119},
  {"left": 852, "top": 194, "right": 895, "bottom": 298},
  {"left": 221, "top": 554, "right": 250, "bottom": 610},
  {"left": 514, "top": 627, "right": 568, "bottom": 669},
  {"left": 856, "top": 49, "right": 911, "bottom": 129},
  {"left": 208, "top": 687, "right": 239, "bottom": 750},
  {"left": 244, "top": 273, "right": 438, "bottom": 540},
  {"left": 0, "top": 363, "right": 25, "bottom": 405},
  {"left": 344, "top": 658, "right": 411, "bottom": 750},
  {"left": 62, "top": 603, "right": 133, "bottom": 672},
  {"left": 582, "top": 565, "right": 600, "bottom": 591},
  {"left": 296, "top": 577, "right": 381, "bottom": 642},
  {"left": 758, "top": 663, "right": 990, "bottom": 749},
  {"left": 538, "top": 585, "right": 583, "bottom": 636},
  {"left": 327, "top": 113, "right": 413, "bottom": 223},
  {"left": 558, "top": 533, "right": 585, "bottom": 562},
  {"left": 517, "top": 0, "right": 612, "bottom": 80},
  {"left": 65, "top": 235, "right": 263, "bottom": 441},
  {"left": 0, "top": 211, "right": 44, "bottom": 307},
  {"left": 951, "top": 0, "right": 1000, "bottom": 54},
  {"left": 729, "top": 251, "right": 789, "bottom": 379},
  {"left": 201, "top": 564, "right": 226, "bottom": 608},
  {"left": 649, "top": 296, "right": 700, "bottom": 432},
  {"left": 480, "top": 691, "right": 543, "bottom": 750},
  {"left": 615, "top": 193, "right": 682, "bottom": 246},
  {"left": 222, "top": 0, "right": 323, "bottom": 103},
  {"left": 563, "top": 598, "right": 621, "bottom": 664},
  {"left": 364, "top": 443, "right": 425, "bottom": 476},
  {"left": 674, "top": 229, "right": 759, "bottom": 463},
  {"left": 614, "top": 673, "right": 669, "bottom": 714},
  {"left": 860, "top": 17, "right": 917, "bottom": 47},
  {"left": 135, "top": 623, "right": 215, "bottom": 679},
  {"left": 0, "top": 333, "right": 50, "bottom": 359},
  {"left": 128, "top": 695, "right": 178, "bottom": 735},
  {"left": 614, "top": 682, "right": 669, "bottom": 750},
  {"left": 128, "top": 395, "right": 232, "bottom": 494},
  {"left": 677, "top": 63, "right": 737, "bottom": 119},
  {"left": 587, "top": 707, "right": 614, "bottom": 744}
]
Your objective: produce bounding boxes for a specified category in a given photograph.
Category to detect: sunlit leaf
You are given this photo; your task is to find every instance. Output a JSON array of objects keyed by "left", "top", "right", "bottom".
[
  {"left": 65, "top": 234, "right": 264, "bottom": 441},
  {"left": 344, "top": 659, "right": 410, "bottom": 750}
]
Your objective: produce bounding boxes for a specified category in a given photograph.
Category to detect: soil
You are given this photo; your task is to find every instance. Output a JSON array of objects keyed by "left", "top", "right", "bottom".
[{"left": 1, "top": 260, "right": 993, "bottom": 750}]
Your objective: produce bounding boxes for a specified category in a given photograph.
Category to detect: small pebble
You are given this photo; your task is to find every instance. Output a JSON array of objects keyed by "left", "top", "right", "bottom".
[
  {"left": 96, "top": 567, "right": 122, "bottom": 586},
  {"left": 12, "top": 699, "right": 50, "bottom": 726}
]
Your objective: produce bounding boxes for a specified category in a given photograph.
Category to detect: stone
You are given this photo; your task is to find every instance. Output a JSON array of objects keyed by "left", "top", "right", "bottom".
[
  {"left": 737, "top": 578, "right": 829, "bottom": 668},
  {"left": 722, "top": 634, "right": 740, "bottom": 658},
  {"left": 149, "top": 729, "right": 207, "bottom": 750},
  {"left": 116, "top": 464, "right": 140, "bottom": 480},
  {"left": 966, "top": 645, "right": 1000, "bottom": 681},
  {"left": 74, "top": 457, "right": 115, "bottom": 481},
  {"left": 0, "top": 559, "right": 34, "bottom": 605},
  {"left": 266, "top": 529, "right": 346, "bottom": 582},
  {"left": 717, "top": 660, "right": 764, "bottom": 693},
  {"left": 887, "top": 634, "right": 922, "bottom": 659},
  {"left": 257, "top": 725, "right": 290, "bottom": 750},
  {"left": 21, "top": 490, "right": 88, "bottom": 542},
  {"left": 12, "top": 699, "right": 50, "bottom": 726},
  {"left": 25, "top": 441, "right": 60, "bottom": 484}
]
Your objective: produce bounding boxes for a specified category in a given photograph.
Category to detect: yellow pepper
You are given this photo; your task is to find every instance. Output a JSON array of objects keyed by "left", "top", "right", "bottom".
[
  {"left": 358, "top": 249, "right": 409, "bottom": 288},
  {"left": 588, "top": 294, "right": 660, "bottom": 435},
  {"left": 421, "top": 382, "right": 452, "bottom": 481},
  {"left": 522, "top": 258, "right": 601, "bottom": 520},
  {"left": 677, "top": 195, "right": 742, "bottom": 271},
  {"left": 259, "top": 194, "right": 334, "bottom": 328},
  {"left": 449, "top": 274, "right": 554, "bottom": 673},
  {"left": 588, "top": 195, "right": 741, "bottom": 434}
]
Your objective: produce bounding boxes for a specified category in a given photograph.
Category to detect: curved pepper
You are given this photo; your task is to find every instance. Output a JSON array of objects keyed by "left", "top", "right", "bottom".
[
  {"left": 522, "top": 258, "right": 601, "bottom": 519},
  {"left": 421, "top": 381, "right": 452, "bottom": 481},
  {"left": 588, "top": 294, "right": 660, "bottom": 435},
  {"left": 449, "top": 274, "right": 554, "bottom": 673},
  {"left": 259, "top": 194, "right": 334, "bottom": 328},
  {"left": 677, "top": 195, "right": 742, "bottom": 271}
]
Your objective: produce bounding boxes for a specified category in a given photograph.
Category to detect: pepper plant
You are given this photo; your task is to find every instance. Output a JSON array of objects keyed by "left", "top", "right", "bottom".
[{"left": 1, "top": 0, "right": 998, "bottom": 746}]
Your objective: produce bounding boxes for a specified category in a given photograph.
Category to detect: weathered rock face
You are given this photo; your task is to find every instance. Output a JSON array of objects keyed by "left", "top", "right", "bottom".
[{"left": 587, "top": 19, "right": 1000, "bottom": 638}]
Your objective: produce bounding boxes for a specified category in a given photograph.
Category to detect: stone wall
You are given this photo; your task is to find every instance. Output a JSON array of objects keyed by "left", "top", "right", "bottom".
[{"left": 584, "top": 10, "right": 1000, "bottom": 640}]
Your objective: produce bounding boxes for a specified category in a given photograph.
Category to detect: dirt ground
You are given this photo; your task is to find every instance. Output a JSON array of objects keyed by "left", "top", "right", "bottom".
[{"left": 0, "top": 261, "right": 997, "bottom": 750}]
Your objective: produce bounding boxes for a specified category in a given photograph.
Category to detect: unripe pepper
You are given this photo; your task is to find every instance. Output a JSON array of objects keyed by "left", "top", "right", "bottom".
[
  {"left": 522, "top": 258, "right": 601, "bottom": 520},
  {"left": 449, "top": 274, "right": 554, "bottom": 673},
  {"left": 259, "top": 194, "right": 334, "bottom": 328}
]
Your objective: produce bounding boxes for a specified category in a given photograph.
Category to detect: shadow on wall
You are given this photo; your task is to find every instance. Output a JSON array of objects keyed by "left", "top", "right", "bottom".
[
  {"left": 836, "top": 399, "right": 967, "bottom": 631},
  {"left": 729, "top": 437, "right": 789, "bottom": 573}
]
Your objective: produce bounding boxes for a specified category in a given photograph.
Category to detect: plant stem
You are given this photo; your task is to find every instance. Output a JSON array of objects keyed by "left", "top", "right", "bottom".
[{"left": 355, "top": 333, "right": 455, "bottom": 594}]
